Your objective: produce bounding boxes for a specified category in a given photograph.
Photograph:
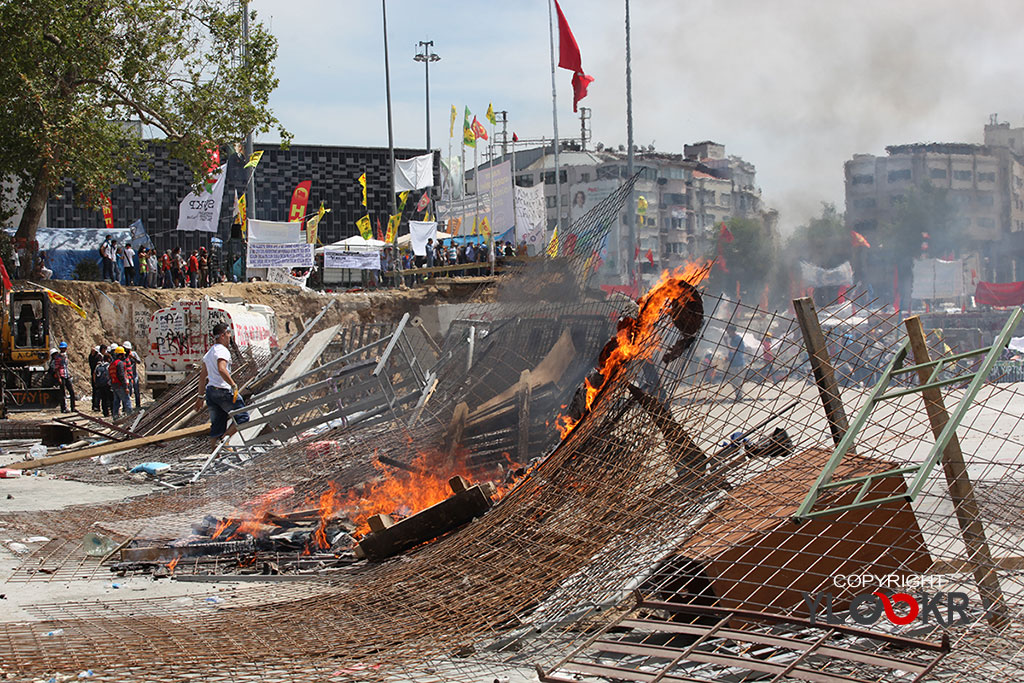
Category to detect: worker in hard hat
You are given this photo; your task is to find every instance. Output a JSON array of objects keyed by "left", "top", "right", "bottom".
[
  {"left": 49, "top": 343, "right": 75, "bottom": 413},
  {"left": 122, "top": 341, "right": 142, "bottom": 411},
  {"left": 108, "top": 346, "right": 133, "bottom": 419}
]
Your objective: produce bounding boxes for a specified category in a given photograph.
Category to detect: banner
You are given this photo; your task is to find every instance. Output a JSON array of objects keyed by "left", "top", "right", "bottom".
[
  {"left": 568, "top": 180, "right": 617, "bottom": 221},
  {"left": 243, "top": 150, "right": 264, "bottom": 169},
  {"left": 912, "top": 258, "right": 966, "bottom": 300},
  {"left": 248, "top": 219, "right": 301, "bottom": 244},
  {"left": 799, "top": 260, "right": 854, "bottom": 288},
  {"left": 288, "top": 180, "right": 311, "bottom": 222},
  {"left": 476, "top": 160, "right": 514, "bottom": 234},
  {"left": 266, "top": 267, "right": 310, "bottom": 288},
  {"left": 246, "top": 242, "right": 314, "bottom": 268},
  {"left": 437, "top": 193, "right": 491, "bottom": 221},
  {"left": 975, "top": 280, "right": 1024, "bottom": 307},
  {"left": 408, "top": 220, "right": 437, "bottom": 257},
  {"left": 514, "top": 185, "right": 546, "bottom": 242},
  {"left": 394, "top": 152, "right": 434, "bottom": 192},
  {"left": 176, "top": 164, "right": 227, "bottom": 233},
  {"left": 324, "top": 250, "right": 381, "bottom": 270},
  {"left": 101, "top": 194, "right": 114, "bottom": 230}
]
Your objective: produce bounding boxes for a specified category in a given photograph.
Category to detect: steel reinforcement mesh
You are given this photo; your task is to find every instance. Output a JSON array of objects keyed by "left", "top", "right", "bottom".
[{"left": 3, "top": 196, "right": 1024, "bottom": 680}]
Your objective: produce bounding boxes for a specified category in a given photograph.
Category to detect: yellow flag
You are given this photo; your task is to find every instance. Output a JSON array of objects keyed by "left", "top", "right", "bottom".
[
  {"left": 40, "top": 286, "right": 86, "bottom": 319},
  {"left": 486, "top": 102, "right": 496, "bottom": 125},
  {"left": 306, "top": 202, "right": 329, "bottom": 244},
  {"left": 243, "top": 150, "right": 264, "bottom": 169},
  {"left": 398, "top": 191, "right": 410, "bottom": 212},
  {"left": 424, "top": 210, "right": 431, "bottom": 222},
  {"left": 471, "top": 217, "right": 478, "bottom": 235},
  {"left": 449, "top": 105, "right": 457, "bottom": 137},
  {"left": 385, "top": 214, "right": 400, "bottom": 243},
  {"left": 637, "top": 195, "right": 648, "bottom": 226},
  {"left": 448, "top": 216, "right": 462, "bottom": 235},
  {"left": 356, "top": 215, "right": 372, "bottom": 240},
  {"left": 357, "top": 172, "right": 367, "bottom": 207},
  {"left": 480, "top": 216, "right": 491, "bottom": 236},
  {"left": 546, "top": 227, "right": 559, "bottom": 258}
]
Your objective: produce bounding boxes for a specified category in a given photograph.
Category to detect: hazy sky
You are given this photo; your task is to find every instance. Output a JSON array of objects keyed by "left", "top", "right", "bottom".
[{"left": 249, "top": 0, "right": 1024, "bottom": 233}]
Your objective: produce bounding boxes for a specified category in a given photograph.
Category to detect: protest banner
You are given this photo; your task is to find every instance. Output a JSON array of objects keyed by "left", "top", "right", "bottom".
[
  {"left": 324, "top": 250, "right": 381, "bottom": 270},
  {"left": 246, "top": 242, "right": 314, "bottom": 268}
]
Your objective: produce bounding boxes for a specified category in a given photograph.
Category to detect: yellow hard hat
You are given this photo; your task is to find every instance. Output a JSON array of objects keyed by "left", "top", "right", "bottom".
[{"left": 115, "top": 346, "right": 125, "bottom": 354}]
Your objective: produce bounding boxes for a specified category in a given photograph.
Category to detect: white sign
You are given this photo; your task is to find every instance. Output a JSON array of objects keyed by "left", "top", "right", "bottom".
[
  {"left": 394, "top": 152, "right": 434, "bottom": 192},
  {"left": 247, "top": 242, "right": 314, "bottom": 268},
  {"left": 477, "top": 161, "right": 514, "bottom": 233},
  {"left": 247, "top": 219, "right": 302, "bottom": 244},
  {"left": 515, "top": 185, "right": 546, "bottom": 240},
  {"left": 267, "top": 267, "right": 310, "bottom": 288},
  {"left": 176, "top": 165, "right": 227, "bottom": 233},
  {"left": 324, "top": 250, "right": 381, "bottom": 270}
]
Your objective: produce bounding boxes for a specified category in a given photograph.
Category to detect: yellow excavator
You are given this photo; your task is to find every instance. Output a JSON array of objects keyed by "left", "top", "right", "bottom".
[{"left": 1, "top": 285, "right": 62, "bottom": 415}]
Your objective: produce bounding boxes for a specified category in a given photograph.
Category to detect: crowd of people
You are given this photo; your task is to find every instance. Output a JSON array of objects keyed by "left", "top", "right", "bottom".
[
  {"left": 86, "top": 342, "right": 143, "bottom": 419},
  {"left": 375, "top": 238, "right": 526, "bottom": 287},
  {"left": 98, "top": 236, "right": 227, "bottom": 288}
]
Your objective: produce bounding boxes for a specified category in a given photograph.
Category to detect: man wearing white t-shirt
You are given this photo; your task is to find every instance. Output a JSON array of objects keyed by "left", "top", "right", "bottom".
[{"left": 196, "top": 322, "right": 250, "bottom": 438}]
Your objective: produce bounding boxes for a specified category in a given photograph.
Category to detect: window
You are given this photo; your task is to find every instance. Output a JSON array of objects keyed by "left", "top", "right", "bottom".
[
  {"left": 579, "top": 172, "right": 590, "bottom": 183},
  {"left": 516, "top": 174, "right": 535, "bottom": 187},
  {"left": 978, "top": 171, "right": 996, "bottom": 183},
  {"left": 720, "top": 194, "right": 731, "bottom": 207},
  {"left": 852, "top": 197, "right": 876, "bottom": 210},
  {"left": 929, "top": 168, "right": 947, "bottom": 180},
  {"left": 545, "top": 195, "right": 557, "bottom": 208},
  {"left": 953, "top": 170, "right": 973, "bottom": 181},
  {"left": 851, "top": 174, "right": 874, "bottom": 185},
  {"left": 671, "top": 217, "right": 684, "bottom": 229},
  {"left": 544, "top": 172, "right": 555, "bottom": 185},
  {"left": 561, "top": 194, "right": 568, "bottom": 207},
  {"left": 887, "top": 169, "right": 911, "bottom": 182},
  {"left": 597, "top": 166, "right": 618, "bottom": 180}
]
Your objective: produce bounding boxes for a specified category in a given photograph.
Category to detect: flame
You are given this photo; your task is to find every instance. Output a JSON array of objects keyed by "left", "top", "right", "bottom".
[
  {"left": 213, "top": 486, "right": 296, "bottom": 540},
  {"left": 312, "top": 482, "right": 341, "bottom": 550},
  {"left": 166, "top": 557, "right": 179, "bottom": 573},
  {"left": 556, "top": 263, "right": 709, "bottom": 438}
]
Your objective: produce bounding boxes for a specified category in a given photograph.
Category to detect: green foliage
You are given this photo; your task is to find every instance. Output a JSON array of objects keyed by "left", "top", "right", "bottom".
[
  {"left": 0, "top": 0, "right": 290, "bottom": 237},
  {"left": 0, "top": 231, "right": 13, "bottom": 268},
  {"left": 73, "top": 258, "right": 101, "bottom": 281},
  {"left": 785, "top": 203, "right": 849, "bottom": 268},
  {"left": 720, "top": 217, "right": 773, "bottom": 285}
]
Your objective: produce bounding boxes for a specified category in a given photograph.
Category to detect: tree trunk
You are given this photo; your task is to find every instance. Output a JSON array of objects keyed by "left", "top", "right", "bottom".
[{"left": 15, "top": 163, "right": 51, "bottom": 245}]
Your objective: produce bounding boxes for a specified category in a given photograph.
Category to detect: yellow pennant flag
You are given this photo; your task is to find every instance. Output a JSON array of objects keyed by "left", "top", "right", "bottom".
[
  {"left": 398, "top": 191, "right": 410, "bottom": 213},
  {"left": 385, "top": 214, "right": 400, "bottom": 243},
  {"left": 423, "top": 210, "right": 431, "bottom": 222},
  {"left": 356, "top": 215, "right": 373, "bottom": 240},
  {"left": 486, "top": 102, "right": 496, "bottom": 125},
  {"left": 480, "top": 216, "right": 491, "bottom": 236},
  {"left": 306, "top": 202, "right": 329, "bottom": 244},
  {"left": 39, "top": 285, "right": 87, "bottom": 319},
  {"left": 546, "top": 227, "right": 559, "bottom": 258},
  {"left": 243, "top": 150, "right": 264, "bottom": 169},
  {"left": 449, "top": 105, "right": 457, "bottom": 138},
  {"left": 471, "top": 217, "right": 478, "bottom": 235},
  {"left": 357, "top": 172, "right": 367, "bottom": 207},
  {"left": 448, "top": 216, "right": 462, "bottom": 235}
]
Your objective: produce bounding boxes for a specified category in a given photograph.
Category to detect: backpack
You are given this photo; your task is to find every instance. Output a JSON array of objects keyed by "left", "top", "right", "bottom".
[
  {"left": 108, "top": 358, "right": 123, "bottom": 386},
  {"left": 94, "top": 361, "right": 110, "bottom": 387}
]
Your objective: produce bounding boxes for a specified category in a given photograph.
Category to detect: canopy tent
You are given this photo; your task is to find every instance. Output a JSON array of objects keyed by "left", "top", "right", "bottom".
[
  {"left": 396, "top": 230, "right": 452, "bottom": 248},
  {"left": 317, "top": 235, "right": 388, "bottom": 255},
  {"left": 5, "top": 227, "right": 135, "bottom": 280}
]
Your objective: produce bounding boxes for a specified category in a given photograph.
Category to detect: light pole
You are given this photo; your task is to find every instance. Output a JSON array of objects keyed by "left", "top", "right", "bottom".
[{"left": 414, "top": 40, "right": 440, "bottom": 150}]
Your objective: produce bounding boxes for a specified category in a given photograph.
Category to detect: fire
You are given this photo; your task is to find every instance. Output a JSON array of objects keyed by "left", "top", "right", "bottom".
[
  {"left": 166, "top": 557, "right": 179, "bottom": 573},
  {"left": 555, "top": 263, "right": 709, "bottom": 438},
  {"left": 313, "top": 482, "right": 341, "bottom": 550},
  {"left": 213, "top": 486, "right": 296, "bottom": 540}
]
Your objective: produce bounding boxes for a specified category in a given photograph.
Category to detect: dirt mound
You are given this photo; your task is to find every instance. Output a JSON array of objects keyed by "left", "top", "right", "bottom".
[{"left": 22, "top": 280, "right": 488, "bottom": 386}]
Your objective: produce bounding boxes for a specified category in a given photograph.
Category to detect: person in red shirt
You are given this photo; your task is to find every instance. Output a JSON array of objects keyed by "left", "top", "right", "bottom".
[{"left": 187, "top": 250, "right": 199, "bottom": 288}]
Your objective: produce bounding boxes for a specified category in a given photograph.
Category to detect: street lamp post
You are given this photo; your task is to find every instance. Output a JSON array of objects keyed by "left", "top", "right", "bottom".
[{"left": 414, "top": 40, "right": 440, "bottom": 150}]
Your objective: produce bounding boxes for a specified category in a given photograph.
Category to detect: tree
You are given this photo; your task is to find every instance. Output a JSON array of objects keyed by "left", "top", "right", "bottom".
[
  {"left": 786, "top": 203, "right": 849, "bottom": 268},
  {"left": 0, "top": 0, "right": 289, "bottom": 242},
  {"left": 710, "top": 217, "right": 773, "bottom": 298}
]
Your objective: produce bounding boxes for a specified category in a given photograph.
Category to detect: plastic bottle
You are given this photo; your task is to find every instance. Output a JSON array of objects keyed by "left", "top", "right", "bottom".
[{"left": 82, "top": 532, "right": 118, "bottom": 557}]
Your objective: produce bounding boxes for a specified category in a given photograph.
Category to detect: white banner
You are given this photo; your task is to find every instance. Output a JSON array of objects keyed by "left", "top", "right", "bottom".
[
  {"left": 394, "top": 152, "right": 434, "bottom": 192},
  {"left": 800, "top": 260, "right": 854, "bottom": 288},
  {"left": 408, "top": 220, "right": 437, "bottom": 257},
  {"left": 912, "top": 258, "right": 965, "bottom": 299},
  {"left": 324, "top": 250, "right": 381, "bottom": 270},
  {"left": 515, "top": 185, "right": 546, "bottom": 243},
  {"left": 476, "top": 161, "right": 514, "bottom": 234},
  {"left": 176, "top": 164, "right": 227, "bottom": 233},
  {"left": 266, "top": 267, "right": 310, "bottom": 288},
  {"left": 246, "top": 242, "right": 314, "bottom": 268},
  {"left": 248, "top": 219, "right": 302, "bottom": 244}
]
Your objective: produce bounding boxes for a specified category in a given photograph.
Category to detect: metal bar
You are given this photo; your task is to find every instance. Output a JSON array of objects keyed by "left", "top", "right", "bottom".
[
  {"left": 793, "top": 342, "right": 909, "bottom": 521},
  {"left": 372, "top": 312, "right": 410, "bottom": 377},
  {"left": 793, "top": 297, "right": 849, "bottom": 446},
  {"left": 819, "top": 465, "right": 922, "bottom": 490},
  {"left": 889, "top": 345, "right": 991, "bottom": 376},
  {"left": 904, "top": 314, "right": 1008, "bottom": 628},
  {"left": 878, "top": 374, "right": 980, "bottom": 401}
]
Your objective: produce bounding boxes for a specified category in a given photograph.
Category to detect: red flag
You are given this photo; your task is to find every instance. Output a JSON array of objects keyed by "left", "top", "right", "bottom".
[
  {"left": 719, "top": 221, "right": 734, "bottom": 243},
  {"left": 512, "top": 132, "right": 519, "bottom": 142},
  {"left": 100, "top": 194, "right": 114, "bottom": 230},
  {"left": 415, "top": 191, "right": 430, "bottom": 212},
  {"left": 634, "top": 245, "right": 640, "bottom": 260},
  {"left": 376, "top": 218, "right": 384, "bottom": 242},
  {"left": 645, "top": 249, "right": 654, "bottom": 266},
  {"left": 471, "top": 117, "right": 489, "bottom": 141},
  {"left": 850, "top": 230, "right": 870, "bottom": 248},
  {"left": 554, "top": 0, "right": 594, "bottom": 112},
  {"left": 893, "top": 265, "right": 900, "bottom": 313},
  {"left": 288, "top": 180, "right": 312, "bottom": 223},
  {"left": 0, "top": 261, "right": 11, "bottom": 291}
]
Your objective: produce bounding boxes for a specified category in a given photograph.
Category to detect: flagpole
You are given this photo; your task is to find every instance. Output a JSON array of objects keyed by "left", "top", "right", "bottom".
[
  {"left": 473, "top": 143, "right": 479, "bottom": 242},
  {"left": 547, "top": 0, "right": 562, "bottom": 243},
  {"left": 460, "top": 120, "right": 467, "bottom": 241},
  {"left": 382, "top": 0, "right": 398, "bottom": 258},
  {"left": 624, "top": 0, "right": 635, "bottom": 286}
]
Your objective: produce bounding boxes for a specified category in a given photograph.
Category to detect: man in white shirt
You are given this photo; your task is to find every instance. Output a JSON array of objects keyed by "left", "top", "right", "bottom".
[{"left": 196, "top": 322, "right": 250, "bottom": 438}]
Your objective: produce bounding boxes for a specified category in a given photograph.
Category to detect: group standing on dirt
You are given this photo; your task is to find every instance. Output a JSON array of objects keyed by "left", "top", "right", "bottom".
[
  {"left": 87, "top": 341, "right": 142, "bottom": 419},
  {"left": 99, "top": 235, "right": 224, "bottom": 288}
]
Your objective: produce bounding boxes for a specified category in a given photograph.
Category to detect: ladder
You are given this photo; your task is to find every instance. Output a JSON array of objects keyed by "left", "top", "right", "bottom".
[{"left": 793, "top": 307, "right": 1023, "bottom": 522}]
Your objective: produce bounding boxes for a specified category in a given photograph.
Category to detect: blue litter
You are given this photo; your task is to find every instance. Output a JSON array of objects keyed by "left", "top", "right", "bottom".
[{"left": 129, "top": 462, "right": 171, "bottom": 475}]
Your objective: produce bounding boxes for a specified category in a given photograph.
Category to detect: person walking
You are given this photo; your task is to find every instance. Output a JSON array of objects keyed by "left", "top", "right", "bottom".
[
  {"left": 99, "top": 236, "right": 115, "bottom": 282},
  {"left": 109, "top": 346, "right": 133, "bottom": 418},
  {"left": 88, "top": 345, "right": 102, "bottom": 411},
  {"left": 147, "top": 249, "right": 158, "bottom": 288},
  {"left": 49, "top": 347, "right": 72, "bottom": 413},
  {"left": 93, "top": 349, "right": 112, "bottom": 417},
  {"left": 725, "top": 325, "right": 747, "bottom": 402},
  {"left": 123, "top": 340, "right": 142, "bottom": 411},
  {"left": 198, "top": 247, "right": 209, "bottom": 287},
  {"left": 187, "top": 250, "right": 199, "bottom": 288},
  {"left": 197, "top": 322, "right": 250, "bottom": 439}
]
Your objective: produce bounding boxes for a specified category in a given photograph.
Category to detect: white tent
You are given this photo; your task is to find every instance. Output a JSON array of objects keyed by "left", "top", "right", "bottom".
[
  {"left": 317, "top": 235, "right": 388, "bottom": 254},
  {"left": 396, "top": 230, "right": 452, "bottom": 248}
]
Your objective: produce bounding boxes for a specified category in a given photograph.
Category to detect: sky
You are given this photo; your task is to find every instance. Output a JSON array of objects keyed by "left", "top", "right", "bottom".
[{"left": 249, "top": 0, "right": 1024, "bottom": 234}]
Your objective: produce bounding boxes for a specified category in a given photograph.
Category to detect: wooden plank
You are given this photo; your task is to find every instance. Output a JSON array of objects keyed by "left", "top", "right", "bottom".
[
  {"left": 904, "top": 315, "right": 1008, "bottom": 627},
  {"left": 445, "top": 402, "right": 469, "bottom": 469},
  {"left": 7, "top": 424, "right": 211, "bottom": 469},
  {"left": 793, "top": 297, "right": 849, "bottom": 445},
  {"left": 517, "top": 370, "right": 532, "bottom": 463}
]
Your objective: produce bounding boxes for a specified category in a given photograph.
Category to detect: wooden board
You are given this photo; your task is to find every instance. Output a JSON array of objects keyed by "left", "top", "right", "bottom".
[{"left": 7, "top": 424, "right": 211, "bottom": 469}]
